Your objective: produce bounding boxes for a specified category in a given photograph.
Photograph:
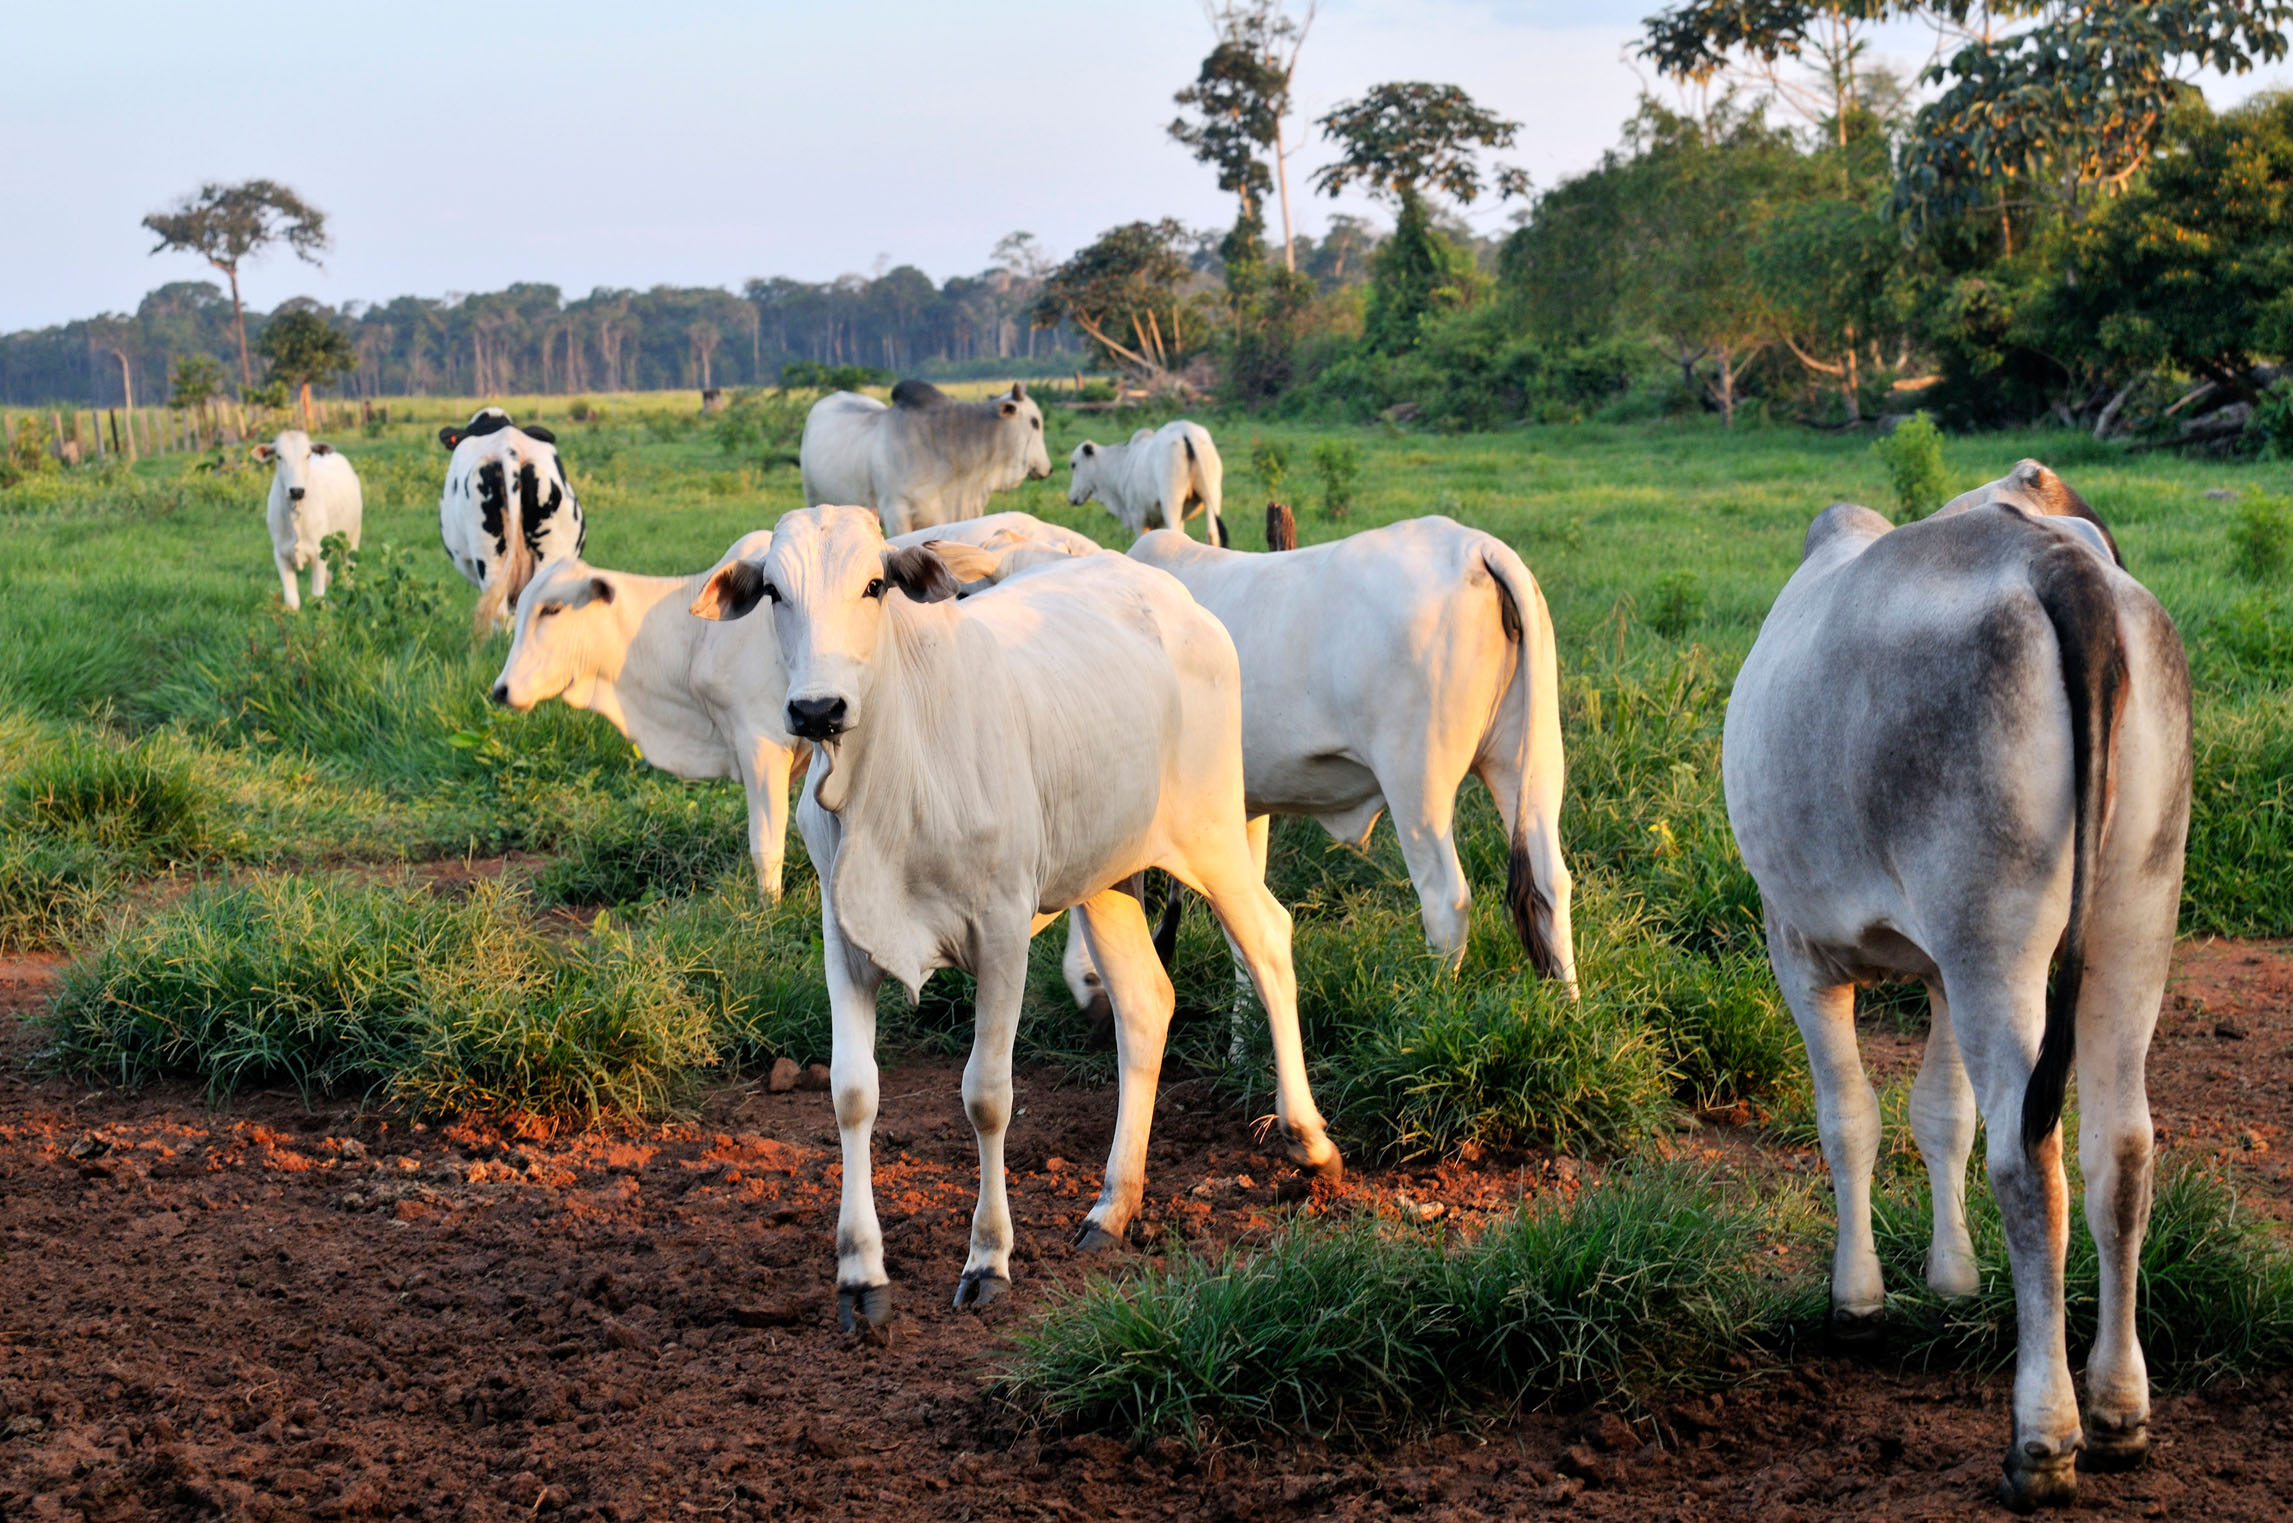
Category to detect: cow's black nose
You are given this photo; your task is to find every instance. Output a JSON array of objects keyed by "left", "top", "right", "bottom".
[
  {"left": 489, "top": 681, "right": 510, "bottom": 707},
  {"left": 787, "top": 696, "right": 848, "bottom": 739},
  {"left": 288, "top": 487, "right": 306, "bottom": 501}
]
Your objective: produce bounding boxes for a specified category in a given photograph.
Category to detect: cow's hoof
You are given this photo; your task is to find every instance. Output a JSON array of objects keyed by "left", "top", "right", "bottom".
[
  {"left": 952, "top": 1270, "right": 1010, "bottom": 1310},
  {"left": 1073, "top": 1221, "right": 1125, "bottom": 1253},
  {"left": 1828, "top": 1303, "right": 1885, "bottom": 1346},
  {"left": 836, "top": 1282, "right": 893, "bottom": 1334},
  {"left": 1999, "top": 1441, "right": 2079, "bottom": 1512},
  {"left": 2081, "top": 1414, "right": 2148, "bottom": 1472},
  {"left": 1082, "top": 992, "right": 1116, "bottom": 1052},
  {"left": 1282, "top": 1124, "right": 1343, "bottom": 1184}
]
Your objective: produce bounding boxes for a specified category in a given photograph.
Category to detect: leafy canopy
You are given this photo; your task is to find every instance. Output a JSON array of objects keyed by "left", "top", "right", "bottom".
[
  {"left": 1313, "top": 82, "right": 1529, "bottom": 207},
  {"left": 1032, "top": 220, "right": 1193, "bottom": 374},
  {"left": 256, "top": 308, "right": 357, "bottom": 393},
  {"left": 142, "top": 179, "right": 328, "bottom": 277}
]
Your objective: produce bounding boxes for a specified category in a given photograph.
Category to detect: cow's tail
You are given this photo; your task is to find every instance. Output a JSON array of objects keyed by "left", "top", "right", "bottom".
[
  {"left": 1480, "top": 538, "right": 1573, "bottom": 985},
  {"left": 472, "top": 448, "right": 532, "bottom": 637},
  {"left": 2022, "top": 545, "right": 2130, "bottom": 1156},
  {"left": 1188, "top": 428, "right": 1225, "bottom": 547}
]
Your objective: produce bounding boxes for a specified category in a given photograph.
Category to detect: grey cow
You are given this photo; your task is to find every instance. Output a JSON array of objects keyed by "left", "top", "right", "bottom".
[
  {"left": 1723, "top": 461, "right": 2191, "bottom": 1511},
  {"left": 798, "top": 380, "right": 1052, "bottom": 535}
]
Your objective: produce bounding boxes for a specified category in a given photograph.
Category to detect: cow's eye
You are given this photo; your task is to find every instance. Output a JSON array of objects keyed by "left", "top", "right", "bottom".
[
  {"left": 537, "top": 602, "right": 563, "bottom": 618},
  {"left": 863, "top": 578, "right": 887, "bottom": 600}
]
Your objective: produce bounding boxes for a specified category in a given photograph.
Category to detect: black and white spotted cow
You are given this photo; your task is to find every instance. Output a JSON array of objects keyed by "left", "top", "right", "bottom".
[
  {"left": 1724, "top": 461, "right": 2191, "bottom": 1511},
  {"left": 438, "top": 407, "right": 586, "bottom": 633}
]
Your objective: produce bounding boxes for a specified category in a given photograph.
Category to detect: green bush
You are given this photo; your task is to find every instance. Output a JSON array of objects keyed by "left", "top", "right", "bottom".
[
  {"left": 44, "top": 875, "right": 715, "bottom": 1124},
  {"left": 1310, "top": 439, "right": 1361, "bottom": 519},
  {"left": 2229, "top": 487, "right": 2293, "bottom": 581},
  {"left": 1647, "top": 570, "right": 1705, "bottom": 638},
  {"left": 1000, "top": 1168, "right": 1782, "bottom": 1439},
  {"left": 1871, "top": 412, "right": 1951, "bottom": 522},
  {"left": 1249, "top": 438, "right": 1290, "bottom": 502},
  {"left": 532, "top": 785, "right": 749, "bottom": 908}
]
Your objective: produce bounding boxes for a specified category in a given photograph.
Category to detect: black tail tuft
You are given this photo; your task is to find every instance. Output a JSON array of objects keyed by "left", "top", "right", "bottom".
[
  {"left": 2021, "top": 544, "right": 2128, "bottom": 1156},
  {"left": 1507, "top": 842, "right": 1565, "bottom": 980},
  {"left": 1150, "top": 872, "right": 1184, "bottom": 968}
]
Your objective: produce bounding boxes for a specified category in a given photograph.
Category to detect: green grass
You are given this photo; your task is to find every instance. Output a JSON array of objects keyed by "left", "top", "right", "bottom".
[{"left": 4, "top": 395, "right": 2288, "bottom": 1138}]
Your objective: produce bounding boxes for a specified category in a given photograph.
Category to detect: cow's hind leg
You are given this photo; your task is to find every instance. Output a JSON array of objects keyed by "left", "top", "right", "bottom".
[
  {"left": 1767, "top": 922, "right": 1883, "bottom": 1332},
  {"left": 2074, "top": 888, "right": 2173, "bottom": 1473},
  {"left": 1381, "top": 758, "right": 1474, "bottom": 972},
  {"left": 1173, "top": 836, "right": 1341, "bottom": 1181},
  {"left": 822, "top": 909, "right": 892, "bottom": 1333},
  {"left": 1070, "top": 886, "right": 1176, "bottom": 1251},
  {"left": 1910, "top": 985, "right": 1980, "bottom": 1297},
  {"left": 1947, "top": 962, "right": 2080, "bottom": 1510},
  {"left": 954, "top": 926, "right": 1031, "bottom": 1309}
]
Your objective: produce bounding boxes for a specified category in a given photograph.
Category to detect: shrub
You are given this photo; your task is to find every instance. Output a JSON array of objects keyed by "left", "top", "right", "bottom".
[
  {"left": 1647, "top": 570, "right": 1705, "bottom": 639},
  {"left": 532, "top": 786, "right": 749, "bottom": 908},
  {"left": 2251, "top": 378, "right": 2293, "bottom": 459},
  {"left": 1310, "top": 439, "right": 1361, "bottom": 519},
  {"left": 43, "top": 875, "right": 715, "bottom": 1124},
  {"left": 2229, "top": 487, "right": 2293, "bottom": 581},
  {"left": 1250, "top": 438, "right": 1290, "bottom": 502},
  {"left": 1871, "top": 411, "right": 1950, "bottom": 522},
  {"left": 1000, "top": 1168, "right": 1783, "bottom": 1439}
]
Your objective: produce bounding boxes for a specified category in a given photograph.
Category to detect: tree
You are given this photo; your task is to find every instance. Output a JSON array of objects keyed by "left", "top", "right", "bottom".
[
  {"left": 142, "top": 180, "right": 329, "bottom": 394},
  {"left": 2038, "top": 93, "right": 2293, "bottom": 403},
  {"left": 1314, "top": 82, "right": 1527, "bottom": 352},
  {"left": 1032, "top": 220, "right": 1194, "bottom": 380},
  {"left": 255, "top": 307, "right": 357, "bottom": 428},
  {"left": 1896, "top": 2, "right": 2293, "bottom": 242},
  {"left": 1171, "top": 2, "right": 1315, "bottom": 271},
  {"left": 1750, "top": 114, "right": 1906, "bottom": 421},
  {"left": 1639, "top": 0, "right": 1919, "bottom": 147}
]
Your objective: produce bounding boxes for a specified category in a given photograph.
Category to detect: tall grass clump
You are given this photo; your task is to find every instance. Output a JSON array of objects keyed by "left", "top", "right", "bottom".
[
  {"left": 2182, "top": 691, "right": 2293, "bottom": 936},
  {"left": 531, "top": 784, "right": 749, "bottom": 907},
  {"left": 44, "top": 874, "right": 714, "bottom": 1124},
  {"left": 1001, "top": 1168, "right": 1783, "bottom": 1439},
  {"left": 5, "top": 729, "right": 213, "bottom": 863},
  {"left": 2229, "top": 486, "right": 2293, "bottom": 581},
  {"left": 635, "top": 869, "right": 833, "bottom": 1069},
  {"left": 0, "top": 832, "right": 110, "bottom": 951},
  {"left": 1784, "top": 1154, "right": 2293, "bottom": 1387},
  {"left": 1871, "top": 411, "right": 1950, "bottom": 522}
]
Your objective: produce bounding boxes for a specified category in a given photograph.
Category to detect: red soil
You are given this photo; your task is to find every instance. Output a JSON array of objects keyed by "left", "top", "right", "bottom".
[{"left": 2, "top": 941, "right": 2288, "bottom": 1522}]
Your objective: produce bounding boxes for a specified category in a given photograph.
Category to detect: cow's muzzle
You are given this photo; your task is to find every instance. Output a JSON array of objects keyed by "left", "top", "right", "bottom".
[
  {"left": 288, "top": 487, "right": 306, "bottom": 501},
  {"left": 787, "top": 695, "right": 849, "bottom": 741},
  {"left": 489, "top": 681, "right": 511, "bottom": 707}
]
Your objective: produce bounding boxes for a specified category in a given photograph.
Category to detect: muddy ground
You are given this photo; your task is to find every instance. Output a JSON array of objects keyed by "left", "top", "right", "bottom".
[{"left": 2, "top": 940, "right": 2288, "bottom": 1522}]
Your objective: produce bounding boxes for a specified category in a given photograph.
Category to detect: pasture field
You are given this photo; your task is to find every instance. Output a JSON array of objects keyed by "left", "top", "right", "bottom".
[{"left": 1, "top": 393, "right": 2290, "bottom": 1519}]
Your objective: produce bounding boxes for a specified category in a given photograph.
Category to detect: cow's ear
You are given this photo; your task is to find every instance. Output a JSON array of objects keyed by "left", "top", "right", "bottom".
[
  {"left": 1010, "top": 381, "right": 1027, "bottom": 401},
  {"left": 522, "top": 424, "right": 557, "bottom": 444},
  {"left": 920, "top": 540, "right": 1005, "bottom": 585},
  {"left": 691, "top": 560, "right": 772, "bottom": 621},
  {"left": 438, "top": 426, "right": 463, "bottom": 451},
  {"left": 881, "top": 544, "right": 960, "bottom": 605},
  {"left": 588, "top": 576, "right": 615, "bottom": 606},
  {"left": 252, "top": 443, "right": 276, "bottom": 464},
  {"left": 310, "top": 441, "right": 334, "bottom": 455},
  {"left": 1079, "top": 441, "right": 1096, "bottom": 457}
]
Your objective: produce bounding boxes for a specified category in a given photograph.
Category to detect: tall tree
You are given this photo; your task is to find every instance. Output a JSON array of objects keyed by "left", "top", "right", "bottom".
[
  {"left": 1314, "top": 81, "right": 1528, "bottom": 351},
  {"left": 255, "top": 307, "right": 356, "bottom": 428},
  {"left": 142, "top": 180, "right": 329, "bottom": 394},
  {"left": 1171, "top": 2, "right": 1314, "bottom": 271},
  {"left": 1639, "top": 0, "right": 1919, "bottom": 146}
]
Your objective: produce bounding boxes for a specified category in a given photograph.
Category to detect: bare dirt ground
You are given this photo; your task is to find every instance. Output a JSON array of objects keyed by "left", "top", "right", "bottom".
[{"left": 2, "top": 940, "right": 2289, "bottom": 1522}]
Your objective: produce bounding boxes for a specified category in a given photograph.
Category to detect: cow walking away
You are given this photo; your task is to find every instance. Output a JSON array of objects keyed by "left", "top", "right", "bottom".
[
  {"left": 690, "top": 506, "right": 1339, "bottom": 1332},
  {"left": 1724, "top": 461, "right": 2191, "bottom": 1511},
  {"left": 1054, "top": 516, "right": 1577, "bottom": 1034},
  {"left": 1068, "top": 420, "right": 1225, "bottom": 545},
  {"left": 253, "top": 430, "right": 362, "bottom": 612},
  {"left": 799, "top": 381, "right": 1051, "bottom": 535},
  {"left": 439, "top": 407, "right": 586, "bottom": 633}
]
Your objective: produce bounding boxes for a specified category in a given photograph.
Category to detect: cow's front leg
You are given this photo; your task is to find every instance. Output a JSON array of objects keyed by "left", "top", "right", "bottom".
[
  {"left": 275, "top": 552, "right": 303, "bottom": 612},
  {"left": 955, "top": 922, "right": 1031, "bottom": 1308},
  {"left": 1072, "top": 886, "right": 1176, "bottom": 1250},
  {"left": 821, "top": 906, "right": 890, "bottom": 1332},
  {"left": 309, "top": 545, "right": 331, "bottom": 601}
]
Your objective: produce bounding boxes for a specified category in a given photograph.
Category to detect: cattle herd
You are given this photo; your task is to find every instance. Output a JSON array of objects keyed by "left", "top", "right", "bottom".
[{"left": 241, "top": 387, "right": 2192, "bottom": 1510}]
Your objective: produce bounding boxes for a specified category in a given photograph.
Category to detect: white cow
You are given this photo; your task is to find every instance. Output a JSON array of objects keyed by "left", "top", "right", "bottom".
[
  {"left": 690, "top": 505, "right": 1340, "bottom": 1331},
  {"left": 1724, "top": 462, "right": 2190, "bottom": 1511},
  {"left": 1058, "top": 517, "right": 1577, "bottom": 1023},
  {"left": 799, "top": 381, "right": 1052, "bottom": 535},
  {"left": 252, "top": 430, "right": 362, "bottom": 612},
  {"left": 485, "top": 511, "right": 1104, "bottom": 906},
  {"left": 488, "top": 534, "right": 806, "bottom": 902},
  {"left": 1068, "top": 420, "right": 1225, "bottom": 545},
  {"left": 438, "top": 407, "right": 586, "bottom": 634}
]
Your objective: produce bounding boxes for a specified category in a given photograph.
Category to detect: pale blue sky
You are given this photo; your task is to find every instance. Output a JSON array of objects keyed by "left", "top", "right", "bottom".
[{"left": 8, "top": 1, "right": 2289, "bottom": 329}]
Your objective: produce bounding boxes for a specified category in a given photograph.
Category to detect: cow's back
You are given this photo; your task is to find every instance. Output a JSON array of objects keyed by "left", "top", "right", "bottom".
[
  {"left": 1724, "top": 504, "right": 2169, "bottom": 962},
  {"left": 800, "top": 392, "right": 888, "bottom": 508}
]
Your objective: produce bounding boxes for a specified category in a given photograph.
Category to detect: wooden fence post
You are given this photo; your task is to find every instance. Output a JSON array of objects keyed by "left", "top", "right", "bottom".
[{"left": 1265, "top": 502, "right": 1296, "bottom": 552}]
